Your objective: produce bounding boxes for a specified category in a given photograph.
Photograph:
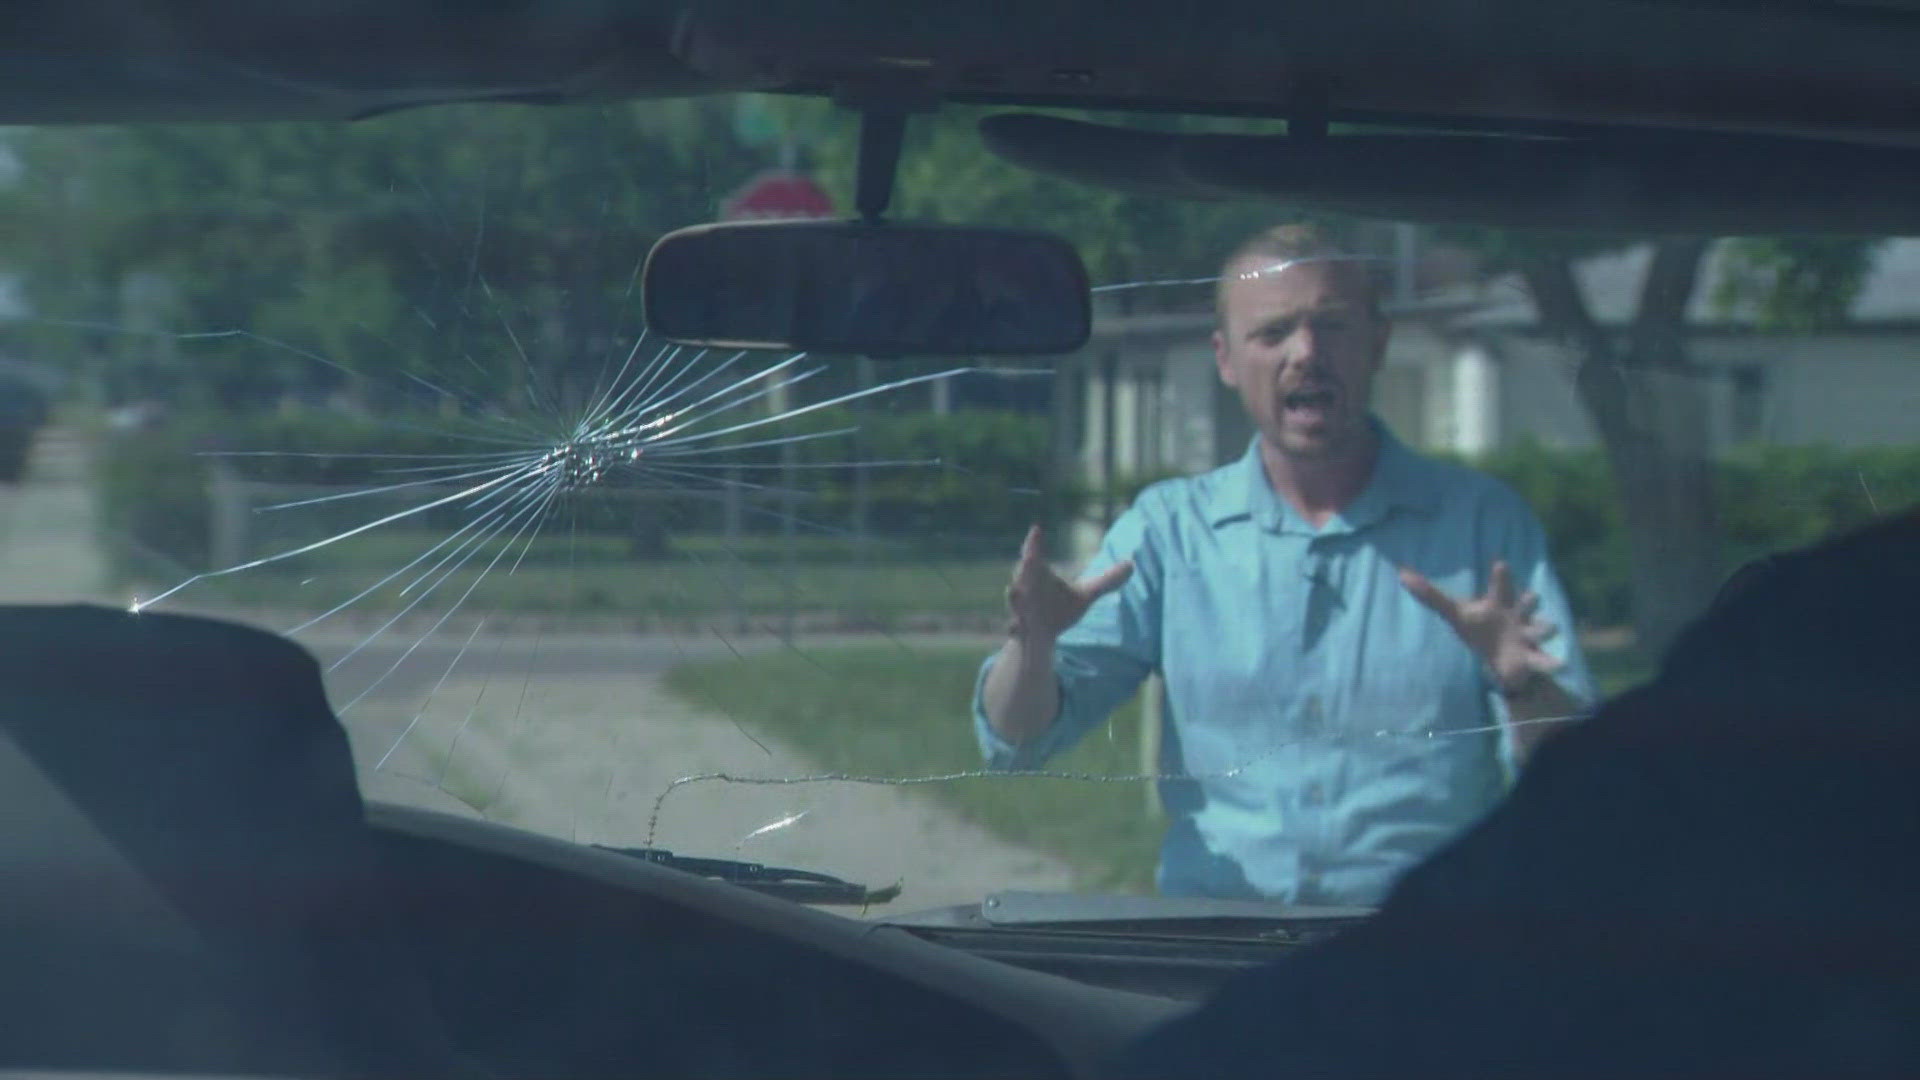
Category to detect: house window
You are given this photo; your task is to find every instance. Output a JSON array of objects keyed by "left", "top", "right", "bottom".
[{"left": 1729, "top": 365, "right": 1766, "bottom": 443}]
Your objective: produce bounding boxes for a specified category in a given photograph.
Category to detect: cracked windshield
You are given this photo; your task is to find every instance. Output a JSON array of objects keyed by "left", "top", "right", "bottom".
[{"left": 3, "top": 95, "right": 1909, "bottom": 915}]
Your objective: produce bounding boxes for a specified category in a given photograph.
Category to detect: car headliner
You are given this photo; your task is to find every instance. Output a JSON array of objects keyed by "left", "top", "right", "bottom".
[{"left": 5, "top": 0, "right": 1920, "bottom": 147}]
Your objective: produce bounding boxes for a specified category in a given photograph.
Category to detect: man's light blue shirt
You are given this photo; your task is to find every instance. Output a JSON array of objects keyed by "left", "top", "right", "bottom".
[{"left": 973, "top": 421, "right": 1596, "bottom": 906}]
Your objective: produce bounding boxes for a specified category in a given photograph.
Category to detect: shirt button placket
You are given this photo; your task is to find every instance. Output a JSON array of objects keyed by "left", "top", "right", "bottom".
[{"left": 1299, "top": 696, "right": 1333, "bottom": 872}]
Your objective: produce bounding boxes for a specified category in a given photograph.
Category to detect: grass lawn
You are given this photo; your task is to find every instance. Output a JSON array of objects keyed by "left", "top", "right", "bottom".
[
  {"left": 145, "top": 523, "right": 1012, "bottom": 627},
  {"left": 222, "top": 529, "right": 955, "bottom": 572},
  {"left": 664, "top": 638, "right": 1658, "bottom": 895},
  {"left": 666, "top": 644, "right": 1163, "bottom": 893}
]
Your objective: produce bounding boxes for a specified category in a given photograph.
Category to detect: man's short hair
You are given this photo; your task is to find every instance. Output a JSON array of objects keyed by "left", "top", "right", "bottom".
[{"left": 1214, "top": 223, "right": 1384, "bottom": 328}]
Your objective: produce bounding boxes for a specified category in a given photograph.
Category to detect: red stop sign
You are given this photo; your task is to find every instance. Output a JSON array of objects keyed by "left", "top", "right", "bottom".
[{"left": 721, "top": 171, "right": 835, "bottom": 221}]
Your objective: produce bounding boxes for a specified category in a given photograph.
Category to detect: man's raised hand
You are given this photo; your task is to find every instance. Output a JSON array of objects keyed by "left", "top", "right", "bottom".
[
  {"left": 1006, "top": 525, "right": 1134, "bottom": 642},
  {"left": 1399, "top": 559, "right": 1564, "bottom": 694}
]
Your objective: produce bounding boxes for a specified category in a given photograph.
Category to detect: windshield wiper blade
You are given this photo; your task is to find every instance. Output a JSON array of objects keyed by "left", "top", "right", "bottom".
[{"left": 594, "top": 845, "right": 902, "bottom": 906}]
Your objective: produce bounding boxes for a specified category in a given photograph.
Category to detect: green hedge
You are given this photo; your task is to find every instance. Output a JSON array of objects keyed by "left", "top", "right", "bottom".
[
  {"left": 94, "top": 407, "right": 1089, "bottom": 577},
  {"left": 95, "top": 427, "right": 213, "bottom": 579},
  {"left": 1466, "top": 439, "right": 1920, "bottom": 627},
  {"left": 1717, "top": 443, "right": 1920, "bottom": 551},
  {"left": 1464, "top": 443, "right": 1635, "bottom": 627}
]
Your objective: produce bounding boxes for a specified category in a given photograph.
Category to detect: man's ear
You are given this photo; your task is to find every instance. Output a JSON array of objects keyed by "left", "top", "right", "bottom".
[{"left": 1213, "top": 328, "right": 1237, "bottom": 388}]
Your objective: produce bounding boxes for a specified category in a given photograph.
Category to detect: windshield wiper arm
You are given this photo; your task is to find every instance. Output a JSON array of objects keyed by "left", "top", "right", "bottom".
[{"left": 594, "top": 845, "right": 902, "bottom": 906}]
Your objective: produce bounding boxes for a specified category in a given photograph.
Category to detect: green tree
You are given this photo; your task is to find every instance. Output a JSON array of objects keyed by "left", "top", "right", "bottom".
[
  {"left": 1464, "top": 232, "right": 1883, "bottom": 653},
  {"left": 1, "top": 98, "right": 772, "bottom": 416}
]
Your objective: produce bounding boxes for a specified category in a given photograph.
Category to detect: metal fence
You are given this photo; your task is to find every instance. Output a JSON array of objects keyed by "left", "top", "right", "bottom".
[
  {"left": 207, "top": 472, "right": 1021, "bottom": 570},
  {"left": 202, "top": 471, "right": 1027, "bottom": 639}
]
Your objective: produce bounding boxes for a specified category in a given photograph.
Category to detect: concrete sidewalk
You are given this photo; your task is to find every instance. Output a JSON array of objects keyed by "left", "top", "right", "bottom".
[
  {"left": 0, "top": 426, "right": 112, "bottom": 604},
  {"left": 353, "top": 667, "right": 1075, "bottom": 917}
]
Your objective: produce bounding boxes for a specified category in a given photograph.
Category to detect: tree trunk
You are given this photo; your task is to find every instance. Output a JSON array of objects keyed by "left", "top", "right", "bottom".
[
  {"left": 1576, "top": 351, "right": 1722, "bottom": 657},
  {"left": 1521, "top": 239, "right": 1723, "bottom": 659}
]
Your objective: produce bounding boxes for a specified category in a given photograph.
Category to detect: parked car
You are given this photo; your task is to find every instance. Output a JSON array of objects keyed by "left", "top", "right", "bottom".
[{"left": 0, "top": 372, "right": 50, "bottom": 482}]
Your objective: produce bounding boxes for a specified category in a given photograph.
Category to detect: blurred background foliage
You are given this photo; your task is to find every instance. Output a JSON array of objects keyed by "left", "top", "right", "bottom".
[{"left": 0, "top": 94, "right": 1901, "bottom": 642}]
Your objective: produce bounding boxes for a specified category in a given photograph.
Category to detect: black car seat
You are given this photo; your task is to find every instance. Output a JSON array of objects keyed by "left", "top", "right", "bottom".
[{"left": 0, "top": 603, "right": 465, "bottom": 1076}]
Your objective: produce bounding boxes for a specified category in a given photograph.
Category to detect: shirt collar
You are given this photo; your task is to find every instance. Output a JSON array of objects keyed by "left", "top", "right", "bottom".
[{"left": 1206, "top": 416, "right": 1442, "bottom": 535}]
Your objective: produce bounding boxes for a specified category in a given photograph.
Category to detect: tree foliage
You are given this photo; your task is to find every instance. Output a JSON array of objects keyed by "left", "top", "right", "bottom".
[
  {"left": 1444, "top": 227, "right": 1883, "bottom": 651},
  {"left": 1711, "top": 237, "right": 1881, "bottom": 331},
  {"left": 3, "top": 94, "right": 1340, "bottom": 417},
  {"left": 2, "top": 97, "right": 770, "bottom": 411}
]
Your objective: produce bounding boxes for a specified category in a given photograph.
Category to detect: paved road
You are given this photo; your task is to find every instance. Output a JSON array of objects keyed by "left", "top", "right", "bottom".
[{"left": 0, "top": 425, "right": 1075, "bottom": 916}]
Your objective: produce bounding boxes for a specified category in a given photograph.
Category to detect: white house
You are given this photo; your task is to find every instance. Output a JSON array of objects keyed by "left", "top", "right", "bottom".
[{"left": 1454, "top": 240, "right": 1920, "bottom": 453}]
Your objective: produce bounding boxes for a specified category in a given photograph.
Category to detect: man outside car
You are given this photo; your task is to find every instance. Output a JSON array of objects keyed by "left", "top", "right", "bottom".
[{"left": 974, "top": 224, "right": 1596, "bottom": 905}]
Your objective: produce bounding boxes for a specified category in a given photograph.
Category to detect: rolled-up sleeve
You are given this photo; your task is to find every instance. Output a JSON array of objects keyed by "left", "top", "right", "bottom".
[{"left": 973, "top": 495, "right": 1165, "bottom": 771}]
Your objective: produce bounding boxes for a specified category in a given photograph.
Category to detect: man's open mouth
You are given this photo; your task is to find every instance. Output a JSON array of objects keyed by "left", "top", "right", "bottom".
[{"left": 1283, "top": 387, "right": 1339, "bottom": 414}]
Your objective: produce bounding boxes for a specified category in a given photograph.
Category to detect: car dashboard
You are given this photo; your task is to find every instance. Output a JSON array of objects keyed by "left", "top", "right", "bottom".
[{"left": 364, "top": 802, "right": 1190, "bottom": 1079}]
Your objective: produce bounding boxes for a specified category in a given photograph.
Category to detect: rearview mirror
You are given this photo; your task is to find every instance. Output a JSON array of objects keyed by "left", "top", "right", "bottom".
[{"left": 642, "top": 221, "right": 1091, "bottom": 357}]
